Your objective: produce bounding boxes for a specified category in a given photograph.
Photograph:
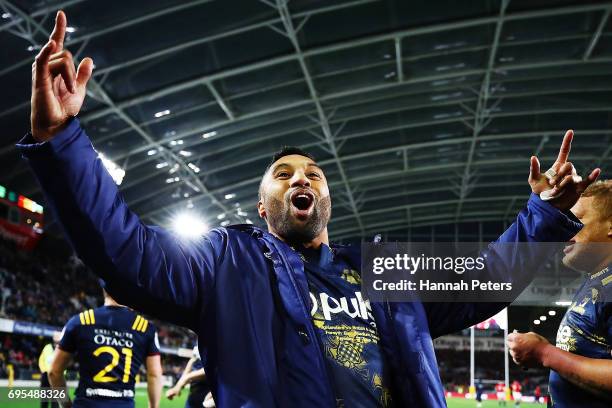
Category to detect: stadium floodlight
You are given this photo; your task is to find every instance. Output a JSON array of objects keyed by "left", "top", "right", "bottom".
[
  {"left": 171, "top": 213, "right": 208, "bottom": 238},
  {"left": 534, "top": 320, "right": 540, "bottom": 325},
  {"left": 98, "top": 153, "right": 125, "bottom": 185},
  {"left": 169, "top": 163, "right": 180, "bottom": 174},
  {"left": 540, "top": 316, "right": 547, "bottom": 321},
  {"left": 154, "top": 109, "right": 171, "bottom": 118},
  {"left": 548, "top": 310, "right": 557, "bottom": 316},
  {"left": 555, "top": 300, "right": 572, "bottom": 306},
  {"left": 187, "top": 163, "right": 200, "bottom": 173}
]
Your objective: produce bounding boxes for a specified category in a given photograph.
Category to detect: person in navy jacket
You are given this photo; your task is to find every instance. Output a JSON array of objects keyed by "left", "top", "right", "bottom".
[
  {"left": 20, "top": 11, "right": 601, "bottom": 408},
  {"left": 507, "top": 181, "right": 612, "bottom": 408}
]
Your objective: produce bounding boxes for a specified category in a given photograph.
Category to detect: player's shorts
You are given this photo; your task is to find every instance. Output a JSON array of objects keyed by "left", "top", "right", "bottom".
[
  {"left": 73, "top": 397, "right": 134, "bottom": 408},
  {"left": 185, "top": 381, "right": 210, "bottom": 408},
  {"left": 497, "top": 392, "right": 505, "bottom": 400},
  {"left": 512, "top": 392, "right": 522, "bottom": 401},
  {"left": 185, "top": 389, "right": 207, "bottom": 408}
]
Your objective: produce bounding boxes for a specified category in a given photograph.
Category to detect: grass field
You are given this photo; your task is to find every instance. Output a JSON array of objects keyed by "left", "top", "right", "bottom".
[
  {"left": 1, "top": 387, "right": 543, "bottom": 407},
  {"left": 446, "top": 398, "right": 541, "bottom": 408}
]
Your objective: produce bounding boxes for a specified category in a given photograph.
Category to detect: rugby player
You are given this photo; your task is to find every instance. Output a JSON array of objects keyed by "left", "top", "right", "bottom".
[
  {"left": 22, "top": 10, "right": 599, "bottom": 407},
  {"left": 166, "top": 345, "right": 210, "bottom": 408},
  {"left": 507, "top": 180, "right": 612, "bottom": 407},
  {"left": 495, "top": 381, "right": 506, "bottom": 406},
  {"left": 475, "top": 379, "right": 483, "bottom": 408},
  {"left": 510, "top": 380, "right": 521, "bottom": 407},
  {"left": 39, "top": 336, "right": 60, "bottom": 408},
  {"left": 48, "top": 289, "right": 162, "bottom": 408}
]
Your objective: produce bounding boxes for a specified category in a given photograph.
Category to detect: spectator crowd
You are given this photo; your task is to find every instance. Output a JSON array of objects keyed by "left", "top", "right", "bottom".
[{"left": 0, "top": 235, "right": 195, "bottom": 380}]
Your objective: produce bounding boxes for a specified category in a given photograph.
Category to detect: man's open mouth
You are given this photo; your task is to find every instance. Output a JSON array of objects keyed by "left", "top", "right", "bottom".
[{"left": 290, "top": 190, "right": 315, "bottom": 217}]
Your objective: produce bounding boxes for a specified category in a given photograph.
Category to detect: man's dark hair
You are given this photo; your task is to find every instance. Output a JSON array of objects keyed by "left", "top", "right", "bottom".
[
  {"left": 267, "top": 146, "right": 316, "bottom": 171},
  {"left": 259, "top": 146, "right": 317, "bottom": 200},
  {"left": 583, "top": 179, "right": 611, "bottom": 220}
]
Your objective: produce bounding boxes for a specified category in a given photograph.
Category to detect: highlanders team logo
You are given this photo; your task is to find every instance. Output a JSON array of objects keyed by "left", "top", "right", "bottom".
[
  {"left": 332, "top": 337, "right": 364, "bottom": 369},
  {"left": 327, "top": 329, "right": 369, "bottom": 369}
]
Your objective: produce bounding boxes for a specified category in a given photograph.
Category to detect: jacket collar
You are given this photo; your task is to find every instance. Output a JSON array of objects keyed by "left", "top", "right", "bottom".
[{"left": 226, "top": 224, "right": 362, "bottom": 266}]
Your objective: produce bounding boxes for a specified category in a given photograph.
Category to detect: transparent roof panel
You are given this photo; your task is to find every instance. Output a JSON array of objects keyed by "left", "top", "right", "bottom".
[
  {"left": 503, "top": 10, "right": 603, "bottom": 42},
  {"left": 219, "top": 60, "right": 304, "bottom": 99},
  {"left": 1, "top": 0, "right": 611, "bottom": 238}
]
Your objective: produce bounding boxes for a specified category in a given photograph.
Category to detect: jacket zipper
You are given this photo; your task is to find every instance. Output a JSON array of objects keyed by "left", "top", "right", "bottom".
[{"left": 275, "top": 242, "right": 338, "bottom": 407}]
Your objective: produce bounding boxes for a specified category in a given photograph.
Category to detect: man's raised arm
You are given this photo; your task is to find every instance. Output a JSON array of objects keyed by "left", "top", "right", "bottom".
[
  {"left": 18, "top": 11, "right": 221, "bottom": 329},
  {"left": 425, "top": 131, "right": 600, "bottom": 337}
]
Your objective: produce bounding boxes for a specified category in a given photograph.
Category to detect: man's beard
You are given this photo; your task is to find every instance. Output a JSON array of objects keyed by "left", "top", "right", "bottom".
[{"left": 264, "top": 194, "right": 331, "bottom": 244}]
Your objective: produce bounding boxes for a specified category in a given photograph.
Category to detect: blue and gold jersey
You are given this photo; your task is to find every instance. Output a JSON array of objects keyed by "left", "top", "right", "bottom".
[
  {"left": 549, "top": 265, "right": 612, "bottom": 408},
  {"left": 58, "top": 305, "right": 160, "bottom": 406},
  {"left": 298, "top": 245, "right": 394, "bottom": 408}
]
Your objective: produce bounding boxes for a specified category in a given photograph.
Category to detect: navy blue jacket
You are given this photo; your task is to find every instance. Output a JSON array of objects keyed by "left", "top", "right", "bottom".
[{"left": 18, "top": 119, "right": 582, "bottom": 407}]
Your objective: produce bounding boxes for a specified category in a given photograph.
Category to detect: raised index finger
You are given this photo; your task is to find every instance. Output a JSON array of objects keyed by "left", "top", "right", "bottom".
[
  {"left": 555, "top": 129, "right": 573, "bottom": 164},
  {"left": 49, "top": 10, "right": 67, "bottom": 51}
]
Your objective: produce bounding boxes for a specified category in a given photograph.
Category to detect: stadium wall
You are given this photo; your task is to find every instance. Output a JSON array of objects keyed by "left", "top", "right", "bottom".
[
  {"left": 0, "top": 379, "right": 175, "bottom": 387},
  {"left": 0, "top": 317, "right": 192, "bottom": 357}
]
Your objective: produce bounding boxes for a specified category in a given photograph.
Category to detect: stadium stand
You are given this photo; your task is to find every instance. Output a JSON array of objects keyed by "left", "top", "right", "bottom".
[{"left": 0, "top": 236, "right": 195, "bottom": 381}]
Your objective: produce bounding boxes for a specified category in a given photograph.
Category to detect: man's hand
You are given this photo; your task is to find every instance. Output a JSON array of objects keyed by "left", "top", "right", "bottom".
[
  {"left": 528, "top": 130, "right": 600, "bottom": 211},
  {"left": 507, "top": 331, "right": 553, "bottom": 368},
  {"left": 509, "top": 331, "right": 612, "bottom": 399},
  {"left": 165, "top": 385, "right": 181, "bottom": 400},
  {"left": 30, "top": 10, "right": 93, "bottom": 142}
]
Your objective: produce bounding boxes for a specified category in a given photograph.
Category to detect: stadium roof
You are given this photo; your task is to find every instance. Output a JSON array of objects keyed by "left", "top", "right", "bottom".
[{"left": 1, "top": 0, "right": 611, "bottom": 242}]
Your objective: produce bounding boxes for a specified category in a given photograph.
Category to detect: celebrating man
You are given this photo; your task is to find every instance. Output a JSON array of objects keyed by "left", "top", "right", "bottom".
[
  {"left": 21, "top": 11, "right": 599, "bottom": 407},
  {"left": 507, "top": 180, "right": 612, "bottom": 407}
]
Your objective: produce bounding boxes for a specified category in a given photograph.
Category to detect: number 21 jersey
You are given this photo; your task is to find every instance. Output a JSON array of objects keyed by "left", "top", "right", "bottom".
[{"left": 58, "top": 305, "right": 160, "bottom": 405}]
